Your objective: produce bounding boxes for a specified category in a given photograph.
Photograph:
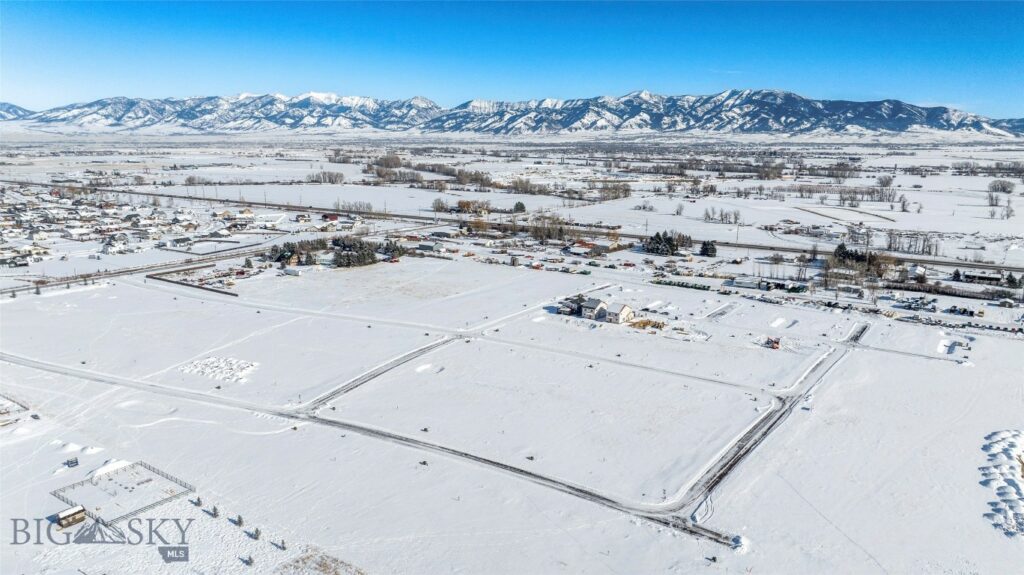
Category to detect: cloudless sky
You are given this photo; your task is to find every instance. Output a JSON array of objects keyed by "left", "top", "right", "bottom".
[{"left": 1, "top": 1, "right": 1021, "bottom": 117}]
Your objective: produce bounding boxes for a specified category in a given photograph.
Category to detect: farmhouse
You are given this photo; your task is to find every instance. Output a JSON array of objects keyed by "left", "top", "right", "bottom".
[
  {"left": 557, "top": 294, "right": 586, "bottom": 315},
  {"left": 581, "top": 298, "right": 607, "bottom": 320},
  {"left": 606, "top": 303, "right": 635, "bottom": 324}
]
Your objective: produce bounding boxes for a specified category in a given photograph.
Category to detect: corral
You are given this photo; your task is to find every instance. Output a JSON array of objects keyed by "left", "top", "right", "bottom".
[{"left": 51, "top": 461, "right": 194, "bottom": 524}]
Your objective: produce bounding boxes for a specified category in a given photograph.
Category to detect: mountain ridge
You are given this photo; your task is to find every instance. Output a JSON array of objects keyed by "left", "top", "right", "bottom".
[{"left": 2, "top": 89, "right": 1021, "bottom": 136}]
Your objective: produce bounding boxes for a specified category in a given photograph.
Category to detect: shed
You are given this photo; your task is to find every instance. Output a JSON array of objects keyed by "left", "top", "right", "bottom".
[{"left": 56, "top": 505, "right": 86, "bottom": 529}]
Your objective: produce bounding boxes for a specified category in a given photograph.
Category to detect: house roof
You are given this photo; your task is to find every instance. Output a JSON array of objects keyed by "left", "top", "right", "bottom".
[
  {"left": 607, "top": 303, "right": 631, "bottom": 314},
  {"left": 582, "top": 298, "right": 605, "bottom": 308}
]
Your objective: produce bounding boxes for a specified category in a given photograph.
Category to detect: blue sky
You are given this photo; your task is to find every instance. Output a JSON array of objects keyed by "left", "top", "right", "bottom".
[{"left": 2, "top": 1, "right": 1022, "bottom": 117}]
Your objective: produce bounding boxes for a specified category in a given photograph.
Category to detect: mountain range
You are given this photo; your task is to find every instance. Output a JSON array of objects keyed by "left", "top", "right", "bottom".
[{"left": 2, "top": 90, "right": 1021, "bottom": 136}]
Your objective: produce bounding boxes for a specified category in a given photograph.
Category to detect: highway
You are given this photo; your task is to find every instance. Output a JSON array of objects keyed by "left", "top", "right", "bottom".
[{"left": 0, "top": 245, "right": 270, "bottom": 295}]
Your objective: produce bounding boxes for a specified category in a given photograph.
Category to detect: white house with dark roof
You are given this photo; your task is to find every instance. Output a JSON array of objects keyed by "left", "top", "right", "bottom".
[{"left": 581, "top": 298, "right": 607, "bottom": 320}]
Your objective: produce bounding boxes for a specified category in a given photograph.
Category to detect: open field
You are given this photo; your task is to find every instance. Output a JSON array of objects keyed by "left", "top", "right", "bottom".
[
  {"left": 2, "top": 138, "right": 1023, "bottom": 573},
  {"left": 327, "top": 337, "right": 771, "bottom": 505}
]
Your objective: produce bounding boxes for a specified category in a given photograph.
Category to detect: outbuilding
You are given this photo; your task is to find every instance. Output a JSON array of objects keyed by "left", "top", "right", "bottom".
[
  {"left": 56, "top": 505, "right": 86, "bottom": 529},
  {"left": 732, "top": 276, "right": 763, "bottom": 290}
]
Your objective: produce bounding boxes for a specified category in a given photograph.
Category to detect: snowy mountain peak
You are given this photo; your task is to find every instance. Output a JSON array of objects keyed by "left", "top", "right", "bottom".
[
  {"left": 293, "top": 91, "right": 342, "bottom": 104},
  {"left": 0, "top": 102, "right": 34, "bottom": 120},
  {"left": 456, "top": 100, "right": 502, "bottom": 114},
  {"left": 3, "top": 91, "right": 1020, "bottom": 136}
]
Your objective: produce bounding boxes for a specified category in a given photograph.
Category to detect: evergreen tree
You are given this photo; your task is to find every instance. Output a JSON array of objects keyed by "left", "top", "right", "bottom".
[{"left": 834, "top": 243, "right": 849, "bottom": 261}]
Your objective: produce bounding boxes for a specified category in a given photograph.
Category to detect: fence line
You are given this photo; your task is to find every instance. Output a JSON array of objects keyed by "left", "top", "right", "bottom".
[{"left": 49, "top": 461, "right": 195, "bottom": 525}]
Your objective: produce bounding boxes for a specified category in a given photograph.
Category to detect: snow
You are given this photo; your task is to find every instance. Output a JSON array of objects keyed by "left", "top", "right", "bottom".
[
  {"left": 707, "top": 335, "right": 1024, "bottom": 573},
  {"left": 179, "top": 357, "right": 258, "bottom": 383},
  {"left": 2, "top": 138, "right": 1023, "bottom": 573},
  {"left": 329, "top": 337, "right": 769, "bottom": 504},
  {"left": 980, "top": 430, "right": 1024, "bottom": 538},
  {"left": 4, "top": 89, "right": 1020, "bottom": 136}
]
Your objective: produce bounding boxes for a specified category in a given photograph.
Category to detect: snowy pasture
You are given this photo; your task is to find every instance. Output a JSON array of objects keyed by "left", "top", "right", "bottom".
[
  {"left": 708, "top": 336, "right": 1024, "bottom": 573},
  {"left": 232, "top": 256, "right": 602, "bottom": 330},
  {"left": 2, "top": 138, "right": 1024, "bottom": 573},
  {"left": 328, "top": 337, "right": 771, "bottom": 505},
  {"left": 0, "top": 279, "right": 449, "bottom": 406}
]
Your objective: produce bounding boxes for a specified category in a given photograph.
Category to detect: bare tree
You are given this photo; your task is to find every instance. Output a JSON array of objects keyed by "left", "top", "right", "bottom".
[
  {"left": 306, "top": 171, "right": 344, "bottom": 184},
  {"left": 989, "top": 179, "right": 1016, "bottom": 194}
]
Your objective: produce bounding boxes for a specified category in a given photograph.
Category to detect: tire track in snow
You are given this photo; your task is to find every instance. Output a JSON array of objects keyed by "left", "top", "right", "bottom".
[{"left": 300, "top": 336, "right": 457, "bottom": 412}]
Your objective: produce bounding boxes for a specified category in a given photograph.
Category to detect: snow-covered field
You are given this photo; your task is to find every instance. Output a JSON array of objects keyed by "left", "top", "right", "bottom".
[
  {"left": 2, "top": 138, "right": 1023, "bottom": 573},
  {"left": 327, "top": 337, "right": 771, "bottom": 504}
]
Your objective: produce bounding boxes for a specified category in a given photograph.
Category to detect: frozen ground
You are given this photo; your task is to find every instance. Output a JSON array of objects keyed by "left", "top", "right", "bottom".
[
  {"left": 2, "top": 139, "right": 1023, "bottom": 573},
  {"left": 328, "top": 337, "right": 771, "bottom": 505},
  {"left": 706, "top": 336, "right": 1024, "bottom": 573}
]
